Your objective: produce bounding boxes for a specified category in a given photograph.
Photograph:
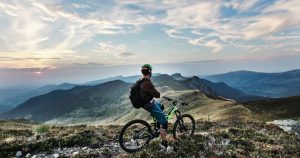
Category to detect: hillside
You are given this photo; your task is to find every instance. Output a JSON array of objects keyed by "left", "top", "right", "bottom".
[
  {"left": 1, "top": 80, "right": 131, "bottom": 122},
  {"left": 0, "top": 104, "right": 11, "bottom": 113},
  {"left": 205, "top": 69, "right": 300, "bottom": 98},
  {"left": 169, "top": 74, "right": 265, "bottom": 101},
  {"left": 243, "top": 96, "right": 300, "bottom": 120},
  {"left": 0, "top": 83, "right": 76, "bottom": 108},
  {"left": 0, "top": 119, "right": 299, "bottom": 157},
  {"left": 0, "top": 88, "right": 30, "bottom": 102}
]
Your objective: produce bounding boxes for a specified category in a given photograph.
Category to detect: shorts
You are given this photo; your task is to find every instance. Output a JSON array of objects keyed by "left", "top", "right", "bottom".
[{"left": 149, "top": 101, "right": 168, "bottom": 128}]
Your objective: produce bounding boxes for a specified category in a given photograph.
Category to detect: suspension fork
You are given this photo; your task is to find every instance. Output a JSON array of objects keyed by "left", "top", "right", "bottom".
[{"left": 175, "top": 110, "right": 187, "bottom": 130}]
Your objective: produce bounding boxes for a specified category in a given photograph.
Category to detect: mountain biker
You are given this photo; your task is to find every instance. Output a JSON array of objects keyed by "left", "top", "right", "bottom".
[{"left": 139, "top": 64, "right": 169, "bottom": 149}]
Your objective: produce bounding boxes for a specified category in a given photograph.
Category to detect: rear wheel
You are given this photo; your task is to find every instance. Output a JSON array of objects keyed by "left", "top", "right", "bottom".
[
  {"left": 118, "top": 119, "right": 153, "bottom": 153},
  {"left": 173, "top": 114, "right": 195, "bottom": 140}
]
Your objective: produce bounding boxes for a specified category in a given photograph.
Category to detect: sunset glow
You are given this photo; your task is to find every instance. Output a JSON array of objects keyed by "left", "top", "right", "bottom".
[{"left": 0, "top": 0, "right": 300, "bottom": 88}]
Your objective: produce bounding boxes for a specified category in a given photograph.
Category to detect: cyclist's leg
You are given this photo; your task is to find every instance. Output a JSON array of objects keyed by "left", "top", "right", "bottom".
[
  {"left": 150, "top": 101, "right": 168, "bottom": 147},
  {"left": 150, "top": 101, "right": 168, "bottom": 129}
]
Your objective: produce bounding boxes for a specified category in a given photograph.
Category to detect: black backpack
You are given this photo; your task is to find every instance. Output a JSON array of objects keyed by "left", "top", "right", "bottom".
[{"left": 129, "top": 78, "right": 147, "bottom": 109}]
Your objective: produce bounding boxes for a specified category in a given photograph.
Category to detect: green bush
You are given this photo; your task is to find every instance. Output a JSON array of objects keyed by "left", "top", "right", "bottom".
[{"left": 34, "top": 124, "right": 50, "bottom": 134}]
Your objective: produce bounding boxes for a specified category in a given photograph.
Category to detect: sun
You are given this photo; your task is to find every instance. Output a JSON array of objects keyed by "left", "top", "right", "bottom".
[{"left": 35, "top": 71, "right": 42, "bottom": 75}]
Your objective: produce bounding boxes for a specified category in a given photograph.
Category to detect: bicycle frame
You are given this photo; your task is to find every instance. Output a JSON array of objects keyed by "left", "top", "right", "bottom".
[{"left": 151, "top": 101, "right": 180, "bottom": 124}]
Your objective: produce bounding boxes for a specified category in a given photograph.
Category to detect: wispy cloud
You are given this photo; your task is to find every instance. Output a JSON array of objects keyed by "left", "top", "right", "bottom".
[
  {"left": 72, "top": 62, "right": 106, "bottom": 67},
  {"left": 181, "top": 60, "right": 220, "bottom": 64},
  {"left": 161, "top": 0, "right": 300, "bottom": 52},
  {"left": 0, "top": 57, "right": 60, "bottom": 61},
  {"left": 0, "top": 67, "right": 54, "bottom": 71},
  {"left": 0, "top": 0, "right": 299, "bottom": 69},
  {"left": 118, "top": 51, "right": 135, "bottom": 57}
]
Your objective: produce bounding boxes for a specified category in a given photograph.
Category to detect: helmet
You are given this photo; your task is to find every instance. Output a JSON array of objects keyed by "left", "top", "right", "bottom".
[
  {"left": 142, "top": 64, "right": 152, "bottom": 70},
  {"left": 141, "top": 64, "right": 152, "bottom": 76}
]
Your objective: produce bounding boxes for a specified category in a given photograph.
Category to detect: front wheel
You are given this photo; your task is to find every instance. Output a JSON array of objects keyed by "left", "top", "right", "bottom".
[
  {"left": 118, "top": 119, "right": 153, "bottom": 153},
  {"left": 173, "top": 114, "right": 195, "bottom": 140}
]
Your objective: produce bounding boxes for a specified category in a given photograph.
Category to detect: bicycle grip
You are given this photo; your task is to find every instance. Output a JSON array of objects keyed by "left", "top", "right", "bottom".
[
  {"left": 181, "top": 102, "right": 188, "bottom": 106},
  {"left": 163, "top": 96, "right": 172, "bottom": 101}
]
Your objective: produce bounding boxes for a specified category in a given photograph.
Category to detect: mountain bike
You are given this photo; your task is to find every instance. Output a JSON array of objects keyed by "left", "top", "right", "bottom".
[{"left": 118, "top": 96, "right": 196, "bottom": 153}]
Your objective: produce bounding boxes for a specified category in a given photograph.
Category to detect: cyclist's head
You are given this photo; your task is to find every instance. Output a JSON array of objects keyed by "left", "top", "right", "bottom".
[{"left": 141, "top": 64, "right": 152, "bottom": 77}]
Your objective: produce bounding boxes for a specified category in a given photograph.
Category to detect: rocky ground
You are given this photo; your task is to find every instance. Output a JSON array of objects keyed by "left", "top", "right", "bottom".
[{"left": 0, "top": 119, "right": 299, "bottom": 158}]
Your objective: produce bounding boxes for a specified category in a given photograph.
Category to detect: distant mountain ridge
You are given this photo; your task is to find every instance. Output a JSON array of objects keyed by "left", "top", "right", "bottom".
[
  {"left": 171, "top": 73, "right": 187, "bottom": 81},
  {"left": 166, "top": 74, "right": 265, "bottom": 101},
  {"left": 0, "top": 83, "right": 76, "bottom": 108},
  {"left": 84, "top": 73, "right": 162, "bottom": 86},
  {"left": 0, "top": 104, "right": 11, "bottom": 114},
  {"left": 204, "top": 69, "right": 300, "bottom": 98},
  {"left": 1, "top": 74, "right": 266, "bottom": 122},
  {"left": 0, "top": 74, "right": 157, "bottom": 113},
  {"left": 1, "top": 80, "right": 131, "bottom": 122}
]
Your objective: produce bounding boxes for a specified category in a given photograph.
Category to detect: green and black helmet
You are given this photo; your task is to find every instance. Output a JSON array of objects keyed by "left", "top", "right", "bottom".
[
  {"left": 141, "top": 64, "right": 152, "bottom": 76},
  {"left": 142, "top": 64, "right": 152, "bottom": 70}
]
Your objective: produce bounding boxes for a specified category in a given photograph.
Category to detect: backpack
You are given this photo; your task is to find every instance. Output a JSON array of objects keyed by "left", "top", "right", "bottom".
[{"left": 129, "top": 78, "right": 147, "bottom": 109}]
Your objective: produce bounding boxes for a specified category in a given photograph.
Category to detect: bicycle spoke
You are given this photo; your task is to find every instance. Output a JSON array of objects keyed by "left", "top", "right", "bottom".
[
  {"left": 122, "top": 123, "right": 151, "bottom": 150},
  {"left": 174, "top": 115, "right": 195, "bottom": 140}
]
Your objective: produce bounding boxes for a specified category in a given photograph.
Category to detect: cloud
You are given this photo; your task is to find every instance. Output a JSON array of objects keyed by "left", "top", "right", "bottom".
[
  {"left": 204, "top": 40, "right": 223, "bottom": 52},
  {"left": 0, "top": 57, "right": 60, "bottom": 61},
  {"left": 98, "top": 42, "right": 127, "bottom": 54},
  {"left": 0, "top": 67, "right": 54, "bottom": 71},
  {"left": 118, "top": 51, "right": 135, "bottom": 57},
  {"left": 165, "top": 28, "right": 190, "bottom": 40},
  {"left": 242, "top": 0, "right": 300, "bottom": 40},
  {"left": 163, "top": 1, "right": 221, "bottom": 28},
  {"left": 72, "top": 62, "right": 106, "bottom": 67},
  {"left": 72, "top": 3, "right": 90, "bottom": 9},
  {"left": 0, "top": 0, "right": 300, "bottom": 69},
  {"left": 160, "top": 0, "right": 300, "bottom": 52},
  {"left": 181, "top": 60, "right": 220, "bottom": 64},
  {"left": 237, "top": 0, "right": 259, "bottom": 11},
  {"left": 0, "top": 1, "right": 19, "bottom": 17}
]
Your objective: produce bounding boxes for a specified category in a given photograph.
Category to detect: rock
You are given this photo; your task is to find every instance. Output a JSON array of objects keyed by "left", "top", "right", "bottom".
[
  {"left": 72, "top": 151, "right": 79, "bottom": 155},
  {"left": 199, "top": 132, "right": 210, "bottom": 136},
  {"left": 82, "top": 147, "right": 88, "bottom": 150},
  {"left": 53, "top": 153, "right": 59, "bottom": 158},
  {"left": 267, "top": 119, "right": 299, "bottom": 132},
  {"left": 113, "top": 144, "right": 119, "bottom": 148},
  {"left": 31, "top": 155, "right": 37, "bottom": 158},
  {"left": 25, "top": 153, "right": 31, "bottom": 158},
  {"left": 16, "top": 151, "right": 22, "bottom": 157}
]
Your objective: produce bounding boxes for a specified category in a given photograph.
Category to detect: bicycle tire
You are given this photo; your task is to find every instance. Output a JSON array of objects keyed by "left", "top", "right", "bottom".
[
  {"left": 118, "top": 119, "right": 153, "bottom": 153},
  {"left": 173, "top": 114, "right": 195, "bottom": 140}
]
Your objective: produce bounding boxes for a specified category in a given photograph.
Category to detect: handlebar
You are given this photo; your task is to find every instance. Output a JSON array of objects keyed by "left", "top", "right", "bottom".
[
  {"left": 162, "top": 96, "right": 189, "bottom": 106},
  {"left": 162, "top": 96, "right": 172, "bottom": 101}
]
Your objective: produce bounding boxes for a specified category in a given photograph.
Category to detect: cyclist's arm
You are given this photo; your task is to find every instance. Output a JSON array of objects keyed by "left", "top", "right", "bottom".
[{"left": 141, "top": 80, "right": 160, "bottom": 98}]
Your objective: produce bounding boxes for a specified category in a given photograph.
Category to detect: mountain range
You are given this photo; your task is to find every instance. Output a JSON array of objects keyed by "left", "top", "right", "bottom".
[
  {"left": 0, "top": 74, "right": 158, "bottom": 112},
  {"left": 1, "top": 80, "right": 130, "bottom": 122},
  {"left": 204, "top": 69, "right": 300, "bottom": 98},
  {"left": 3, "top": 68, "right": 299, "bottom": 113},
  {"left": 0, "top": 83, "right": 76, "bottom": 109},
  {"left": 2, "top": 73, "right": 297, "bottom": 124}
]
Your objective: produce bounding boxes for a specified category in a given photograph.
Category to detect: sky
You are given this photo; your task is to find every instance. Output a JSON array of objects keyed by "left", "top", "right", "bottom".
[{"left": 0, "top": 0, "right": 300, "bottom": 88}]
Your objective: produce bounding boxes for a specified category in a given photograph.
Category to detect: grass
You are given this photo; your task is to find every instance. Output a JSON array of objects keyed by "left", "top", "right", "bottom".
[
  {"left": 34, "top": 124, "right": 50, "bottom": 134},
  {"left": 0, "top": 119, "right": 299, "bottom": 157}
]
